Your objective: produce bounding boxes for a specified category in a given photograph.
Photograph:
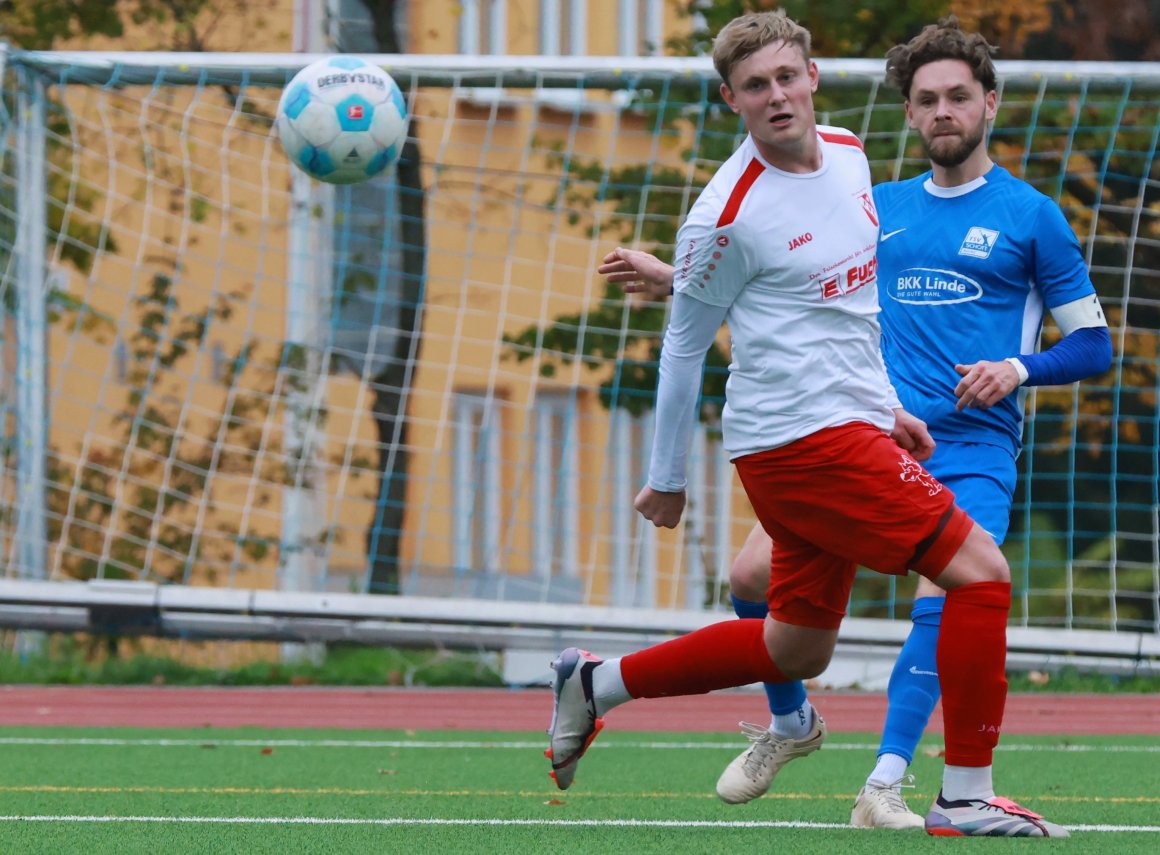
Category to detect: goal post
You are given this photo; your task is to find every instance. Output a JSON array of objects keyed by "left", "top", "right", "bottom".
[{"left": 0, "top": 50, "right": 1158, "bottom": 673}]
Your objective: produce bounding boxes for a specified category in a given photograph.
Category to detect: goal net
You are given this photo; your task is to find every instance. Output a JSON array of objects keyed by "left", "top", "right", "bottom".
[{"left": 0, "top": 51, "right": 1157, "bottom": 661}]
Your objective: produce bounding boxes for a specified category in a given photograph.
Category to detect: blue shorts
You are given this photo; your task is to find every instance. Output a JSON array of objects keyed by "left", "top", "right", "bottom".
[{"left": 925, "top": 440, "right": 1017, "bottom": 545}]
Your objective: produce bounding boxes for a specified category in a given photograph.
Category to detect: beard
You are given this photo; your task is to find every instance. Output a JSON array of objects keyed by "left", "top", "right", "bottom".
[{"left": 921, "top": 117, "right": 986, "bottom": 168}]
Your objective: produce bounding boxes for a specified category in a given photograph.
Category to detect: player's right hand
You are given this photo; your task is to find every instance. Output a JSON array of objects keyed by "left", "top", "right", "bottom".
[
  {"left": 634, "top": 485, "right": 686, "bottom": 528},
  {"left": 953, "top": 360, "right": 1021, "bottom": 410},
  {"left": 598, "top": 247, "right": 675, "bottom": 298},
  {"left": 890, "top": 408, "right": 936, "bottom": 462}
]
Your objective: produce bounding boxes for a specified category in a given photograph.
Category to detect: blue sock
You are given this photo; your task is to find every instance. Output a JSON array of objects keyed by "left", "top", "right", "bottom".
[
  {"left": 877, "top": 596, "right": 944, "bottom": 764},
  {"left": 730, "top": 594, "right": 806, "bottom": 716}
]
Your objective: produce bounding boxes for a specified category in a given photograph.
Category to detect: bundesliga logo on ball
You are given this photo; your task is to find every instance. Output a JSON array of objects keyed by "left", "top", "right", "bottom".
[{"left": 275, "top": 56, "right": 408, "bottom": 185}]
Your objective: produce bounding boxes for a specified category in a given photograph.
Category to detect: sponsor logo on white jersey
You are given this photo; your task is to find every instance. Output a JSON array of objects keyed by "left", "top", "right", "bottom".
[
  {"left": 888, "top": 267, "right": 983, "bottom": 305},
  {"left": 819, "top": 256, "right": 877, "bottom": 300},
  {"left": 958, "top": 226, "right": 1000, "bottom": 258}
]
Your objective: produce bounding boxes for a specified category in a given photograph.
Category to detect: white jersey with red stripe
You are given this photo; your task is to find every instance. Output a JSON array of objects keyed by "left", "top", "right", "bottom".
[{"left": 672, "top": 126, "right": 899, "bottom": 458}]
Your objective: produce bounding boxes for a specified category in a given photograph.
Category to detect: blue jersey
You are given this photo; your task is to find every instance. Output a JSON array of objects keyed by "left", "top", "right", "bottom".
[{"left": 872, "top": 165, "right": 1095, "bottom": 456}]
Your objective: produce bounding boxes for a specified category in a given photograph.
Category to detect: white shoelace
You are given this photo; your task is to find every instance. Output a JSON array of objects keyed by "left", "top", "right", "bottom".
[
  {"left": 867, "top": 773, "right": 917, "bottom": 813},
  {"left": 736, "top": 721, "right": 774, "bottom": 776}
]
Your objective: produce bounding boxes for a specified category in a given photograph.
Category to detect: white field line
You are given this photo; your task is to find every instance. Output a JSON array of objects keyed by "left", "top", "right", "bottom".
[
  {"left": 0, "top": 815, "right": 1156, "bottom": 833},
  {"left": 0, "top": 737, "right": 1157, "bottom": 753}
]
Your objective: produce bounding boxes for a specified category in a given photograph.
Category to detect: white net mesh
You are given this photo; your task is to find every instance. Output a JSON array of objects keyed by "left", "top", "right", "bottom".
[{"left": 1, "top": 53, "right": 1158, "bottom": 635}]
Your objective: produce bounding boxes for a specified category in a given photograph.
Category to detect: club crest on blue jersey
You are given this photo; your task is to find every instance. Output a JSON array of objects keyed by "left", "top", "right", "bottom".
[{"left": 958, "top": 226, "right": 1000, "bottom": 258}]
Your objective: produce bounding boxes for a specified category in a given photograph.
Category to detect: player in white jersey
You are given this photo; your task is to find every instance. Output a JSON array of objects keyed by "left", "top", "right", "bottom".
[
  {"left": 596, "top": 17, "right": 1108, "bottom": 834},
  {"left": 659, "top": 125, "right": 890, "bottom": 464},
  {"left": 545, "top": 10, "right": 1069, "bottom": 838}
]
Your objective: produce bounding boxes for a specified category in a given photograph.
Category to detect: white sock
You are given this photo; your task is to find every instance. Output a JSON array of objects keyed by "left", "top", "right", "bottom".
[
  {"left": 868, "top": 753, "right": 908, "bottom": 788},
  {"left": 770, "top": 703, "right": 812, "bottom": 739},
  {"left": 942, "top": 764, "right": 995, "bottom": 802},
  {"left": 589, "top": 657, "right": 631, "bottom": 716}
]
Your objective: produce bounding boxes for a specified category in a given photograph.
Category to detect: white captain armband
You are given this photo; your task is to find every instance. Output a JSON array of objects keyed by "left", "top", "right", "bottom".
[
  {"left": 1050, "top": 294, "right": 1107, "bottom": 336},
  {"left": 1005, "top": 357, "right": 1030, "bottom": 385}
]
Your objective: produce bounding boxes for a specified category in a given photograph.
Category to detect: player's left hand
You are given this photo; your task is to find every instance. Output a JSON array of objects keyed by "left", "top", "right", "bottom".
[
  {"left": 891, "top": 408, "right": 935, "bottom": 461},
  {"left": 953, "top": 360, "right": 1021, "bottom": 411}
]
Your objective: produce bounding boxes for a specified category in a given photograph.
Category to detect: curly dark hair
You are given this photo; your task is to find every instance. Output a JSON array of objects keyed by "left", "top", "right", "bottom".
[{"left": 885, "top": 16, "right": 998, "bottom": 98}]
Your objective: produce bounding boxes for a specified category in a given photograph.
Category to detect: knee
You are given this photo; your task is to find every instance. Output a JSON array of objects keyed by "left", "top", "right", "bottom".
[
  {"left": 772, "top": 647, "right": 831, "bottom": 680},
  {"left": 729, "top": 552, "right": 768, "bottom": 603},
  {"left": 978, "top": 547, "right": 1010, "bottom": 584},
  {"left": 935, "top": 527, "right": 1011, "bottom": 589},
  {"left": 964, "top": 537, "right": 1010, "bottom": 585}
]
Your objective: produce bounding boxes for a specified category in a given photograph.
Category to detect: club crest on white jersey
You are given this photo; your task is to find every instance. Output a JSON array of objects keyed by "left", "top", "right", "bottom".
[
  {"left": 858, "top": 190, "right": 879, "bottom": 226},
  {"left": 958, "top": 226, "right": 1000, "bottom": 258}
]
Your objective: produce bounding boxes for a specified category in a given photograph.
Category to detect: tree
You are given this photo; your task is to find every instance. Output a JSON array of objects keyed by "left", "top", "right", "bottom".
[
  {"left": 669, "top": 0, "right": 949, "bottom": 58},
  {"left": 0, "top": 1, "right": 280, "bottom": 52},
  {"left": 331, "top": 0, "right": 428, "bottom": 594},
  {"left": 1023, "top": 0, "right": 1160, "bottom": 61}
]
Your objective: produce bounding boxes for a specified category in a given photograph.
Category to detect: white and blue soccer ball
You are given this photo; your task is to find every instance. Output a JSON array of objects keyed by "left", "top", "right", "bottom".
[{"left": 275, "top": 56, "right": 408, "bottom": 185}]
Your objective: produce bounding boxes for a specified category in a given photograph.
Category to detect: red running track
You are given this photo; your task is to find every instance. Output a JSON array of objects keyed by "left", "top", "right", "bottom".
[{"left": 0, "top": 686, "right": 1156, "bottom": 734}]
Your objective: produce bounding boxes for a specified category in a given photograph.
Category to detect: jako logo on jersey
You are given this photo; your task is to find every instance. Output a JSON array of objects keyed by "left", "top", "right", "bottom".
[
  {"left": 820, "top": 256, "right": 876, "bottom": 300},
  {"left": 959, "top": 226, "right": 1000, "bottom": 258},
  {"left": 859, "top": 191, "right": 879, "bottom": 226},
  {"left": 716, "top": 234, "right": 729, "bottom": 248},
  {"left": 888, "top": 267, "right": 983, "bottom": 305},
  {"left": 898, "top": 453, "right": 942, "bottom": 496},
  {"left": 788, "top": 232, "right": 813, "bottom": 251}
]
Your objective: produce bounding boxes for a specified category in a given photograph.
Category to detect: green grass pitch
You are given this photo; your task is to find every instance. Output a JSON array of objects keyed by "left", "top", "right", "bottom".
[{"left": 0, "top": 727, "right": 1156, "bottom": 854}]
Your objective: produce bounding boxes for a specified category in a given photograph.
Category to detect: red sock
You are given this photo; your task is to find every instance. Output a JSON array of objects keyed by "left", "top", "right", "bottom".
[
  {"left": 620, "top": 618, "right": 787, "bottom": 698},
  {"left": 938, "top": 581, "right": 1010, "bottom": 766}
]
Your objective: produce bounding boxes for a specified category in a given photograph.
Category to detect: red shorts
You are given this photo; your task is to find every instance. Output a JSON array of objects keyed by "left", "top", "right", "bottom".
[{"left": 734, "top": 421, "right": 973, "bottom": 630}]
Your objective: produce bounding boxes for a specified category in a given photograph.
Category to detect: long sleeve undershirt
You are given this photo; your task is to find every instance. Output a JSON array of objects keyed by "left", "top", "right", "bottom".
[
  {"left": 1018, "top": 325, "right": 1112, "bottom": 386},
  {"left": 646, "top": 291, "right": 729, "bottom": 492}
]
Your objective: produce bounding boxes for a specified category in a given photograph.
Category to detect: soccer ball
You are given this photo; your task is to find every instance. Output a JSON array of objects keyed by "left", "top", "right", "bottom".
[{"left": 275, "top": 56, "right": 407, "bottom": 185}]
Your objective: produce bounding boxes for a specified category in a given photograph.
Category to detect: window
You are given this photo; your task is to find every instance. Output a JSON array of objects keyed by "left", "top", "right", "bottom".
[
  {"left": 327, "top": 0, "right": 384, "bottom": 53},
  {"left": 453, "top": 392, "right": 503, "bottom": 572},
  {"left": 618, "top": 0, "right": 664, "bottom": 57},
  {"left": 532, "top": 393, "right": 580, "bottom": 579},
  {"left": 458, "top": 0, "right": 507, "bottom": 55},
  {"left": 685, "top": 424, "right": 733, "bottom": 609},
  {"left": 609, "top": 409, "right": 657, "bottom": 607}
]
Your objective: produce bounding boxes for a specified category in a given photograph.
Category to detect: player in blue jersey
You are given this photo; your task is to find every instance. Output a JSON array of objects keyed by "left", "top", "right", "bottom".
[{"left": 598, "top": 16, "right": 1112, "bottom": 832}]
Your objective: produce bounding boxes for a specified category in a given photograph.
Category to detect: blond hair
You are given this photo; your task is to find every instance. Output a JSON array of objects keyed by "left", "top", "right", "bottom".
[{"left": 712, "top": 10, "right": 812, "bottom": 88}]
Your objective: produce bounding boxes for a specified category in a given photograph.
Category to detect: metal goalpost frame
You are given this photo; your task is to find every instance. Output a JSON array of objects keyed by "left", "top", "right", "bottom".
[
  {"left": 8, "top": 51, "right": 1160, "bottom": 88},
  {"left": 12, "top": 64, "right": 48, "bottom": 584}
]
